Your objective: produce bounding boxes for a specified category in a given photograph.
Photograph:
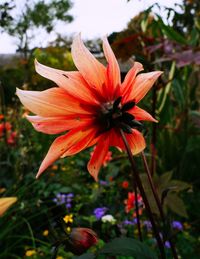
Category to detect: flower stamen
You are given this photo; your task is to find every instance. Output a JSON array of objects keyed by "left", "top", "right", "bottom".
[{"left": 98, "top": 97, "right": 143, "bottom": 133}]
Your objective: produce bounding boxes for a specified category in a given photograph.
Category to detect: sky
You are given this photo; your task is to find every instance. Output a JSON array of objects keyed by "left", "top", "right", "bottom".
[{"left": 0, "top": 0, "right": 183, "bottom": 54}]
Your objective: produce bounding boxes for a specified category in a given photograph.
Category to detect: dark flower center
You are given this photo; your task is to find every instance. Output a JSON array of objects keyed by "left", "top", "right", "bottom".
[{"left": 97, "top": 96, "right": 143, "bottom": 133}]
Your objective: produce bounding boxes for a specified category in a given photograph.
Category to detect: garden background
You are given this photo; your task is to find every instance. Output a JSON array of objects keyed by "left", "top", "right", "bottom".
[{"left": 0, "top": 0, "right": 200, "bottom": 258}]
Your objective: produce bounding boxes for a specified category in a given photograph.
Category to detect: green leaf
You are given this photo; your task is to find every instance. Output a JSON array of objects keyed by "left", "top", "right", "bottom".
[
  {"left": 172, "top": 79, "right": 185, "bottom": 110},
  {"left": 166, "top": 193, "right": 188, "bottom": 218},
  {"left": 157, "top": 61, "right": 176, "bottom": 113},
  {"left": 98, "top": 237, "right": 156, "bottom": 259},
  {"left": 159, "top": 171, "right": 173, "bottom": 184},
  {"left": 169, "top": 180, "right": 191, "bottom": 192},
  {"left": 157, "top": 18, "right": 187, "bottom": 44}
]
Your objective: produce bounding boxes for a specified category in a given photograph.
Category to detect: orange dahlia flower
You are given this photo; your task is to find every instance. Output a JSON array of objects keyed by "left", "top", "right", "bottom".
[{"left": 16, "top": 35, "right": 162, "bottom": 181}]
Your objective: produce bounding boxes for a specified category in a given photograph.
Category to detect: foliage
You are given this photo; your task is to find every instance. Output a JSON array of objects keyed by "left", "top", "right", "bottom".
[
  {"left": 0, "top": 0, "right": 200, "bottom": 258},
  {"left": 0, "top": 0, "right": 14, "bottom": 29},
  {"left": 0, "top": 0, "right": 73, "bottom": 55}
]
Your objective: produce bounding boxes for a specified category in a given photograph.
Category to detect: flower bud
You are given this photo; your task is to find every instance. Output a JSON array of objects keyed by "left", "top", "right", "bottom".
[{"left": 67, "top": 227, "right": 98, "bottom": 255}]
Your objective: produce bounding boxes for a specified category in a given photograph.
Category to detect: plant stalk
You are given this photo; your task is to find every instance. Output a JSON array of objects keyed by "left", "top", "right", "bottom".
[
  {"left": 133, "top": 182, "right": 143, "bottom": 241},
  {"left": 151, "top": 85, "right": 157, "bottom": 176},
  {"left": 120, "top": 129, "right": 166, "bottom": 259},
  {"left": 141, "top": 151, "right": 178, "bottom": 259}
]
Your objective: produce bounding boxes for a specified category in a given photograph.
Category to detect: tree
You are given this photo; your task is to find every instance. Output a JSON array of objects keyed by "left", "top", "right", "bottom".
[
  {"left": 1, "top": 0, "right": 73, "bottom": 57},
  {"left": 0, "top": 0, "right": 15, "bottom": 30},
  {"left": 0, "top": 0, "right": 73, "bottom": 83}
]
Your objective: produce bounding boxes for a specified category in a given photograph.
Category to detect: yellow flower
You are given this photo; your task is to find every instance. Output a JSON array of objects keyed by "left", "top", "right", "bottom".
[
  {"left": 56, "top": 256, "right": 63, "bottom": 259},
  {"left": 66, "top": 226, "right": 71, "bottom": 233},
  {"left": 63, "top": 214, "right": 73, "bottom": 223},
  {"left": 25, "top": 249, "right": 36, "bottom": 256},
  {"left": 42, "top": 229, "right": 49, "bottom": 236},
  {"left": 0, "top": 197, "right": 17, "bottom": 217}
]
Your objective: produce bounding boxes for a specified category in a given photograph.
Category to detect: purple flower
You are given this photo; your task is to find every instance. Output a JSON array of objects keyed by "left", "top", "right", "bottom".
[
  {"left": 143, "top": 220, "right": 152, "bottom": 231},
  {"left": 93, "top": 207, "right": 107, "bottom": 220},
  {"left": 99, "top": 180, "right": 108, "bottom": 186},
  {"left": 164, "top": 241, "right": 171, "bottom": 249},
  {"left": 123, "top": 220, "right": 135, "bottom": 225},
  {"left": 172, "top": 221, "right": 183, "bottom": 231},
  {"left": 122, "top": 218, "right": 138, "bottom": 225},
  {"left": 67, "top": 193, "right": 74, "bottom": 198},
  {"left": 53, "top": 193, "right": 67, "bottom": 205},
  {"left": 53, "top": 193, "right": 74, "bottom": 210},
  {"left": 66, "top": 203, "right": 72, "bottom": 209}
]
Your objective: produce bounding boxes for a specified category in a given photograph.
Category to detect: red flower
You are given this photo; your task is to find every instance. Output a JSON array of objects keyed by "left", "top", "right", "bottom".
[
  {"left": 124, "top": 192, "right": 143, "bottom": 214},
  {"left": 16, "top": 35, "right": 162, "bottom": 180},
  {"left": 68, "top": 227, "right": 98, "bottom": 255},
  {"left": 122, "top": 180, "right": 129, "bottom": 189},
  {"left": 0, "top": 122, "right": 12, "bottom": 137},
  {"left": 0, "top": 122, "right": 17, "bottom": 145},
  {"left": 7, "top": 131, "right": 17, "bottom": 145}
]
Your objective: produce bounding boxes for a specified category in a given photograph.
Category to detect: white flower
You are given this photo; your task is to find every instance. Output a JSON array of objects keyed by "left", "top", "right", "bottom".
[{"left": 101, "top": 214, "right": 116, "bottom": 224}]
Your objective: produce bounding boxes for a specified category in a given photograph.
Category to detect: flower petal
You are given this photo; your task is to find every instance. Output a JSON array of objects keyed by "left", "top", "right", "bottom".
[
  {"left": 102, "top": 37, "right": 121, "bottom": 94},
  {"left": 16, "top": 87, "right": 91, "bottom": 117},
  {"left": 130, "top": 106, "right": 158, "bottom": 122},
  {"left": 125, "top": 129, "right": 146, "bottom": 155},
  {"left": 0, "top": 197, "right": 17, "bottom": 217},
  {"left": 109, "top": 129, "right": 146, "bottom": 155},
  {"left": 36, "top": 128, "right": 93, "bottom": 178},
  {"left": 61, "top": 127, "right": 98, "bottom": 157},
  {"left": 121, "top": 62, "right": 143, "bottom": 99},
  {"left": 71, "top": 34, "right": 106, "bottom": 91},
  {"left": 127, "top": 71, "right": 163, "bottom": 103},
  {"left": 35, "top": 60, "right": 97, "bottom": 104},
  {"left": 87, "top": 133, "right": 110, "bottom": 181},
  {"left": 26, "top": 115, "right": 94, "bottom": 134}
]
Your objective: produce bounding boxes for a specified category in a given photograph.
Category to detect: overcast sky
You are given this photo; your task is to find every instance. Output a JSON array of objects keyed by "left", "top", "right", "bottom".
[{"left": 0, "top": 0, "right": 182, "bottom": 54}]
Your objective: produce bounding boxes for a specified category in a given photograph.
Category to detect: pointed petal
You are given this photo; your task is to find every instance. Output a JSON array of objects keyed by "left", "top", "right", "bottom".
[
  {"left": 127, "top": 71, "right": 163, "bottom": 103},
  {"left": 109, "top": 129, "right": 145, "bottom": 155},
  {"left": 125, "top": 129, "right": 146, "bottom": 155},
  {"left": 35, "top": 59, "right": 69, "bottom": 87},
  {"left": 36, "top": 128, "right": 92, "bottom": 178},
  {"left": 109, "top": 129, "right": 124, "bottom": 150},
  {"left": 16, "top": 87, "right": 91, "bottom": 117},
  {"left": 102, "top": 37, "right": 121, "bottom": 92},
  {"left": 130, "top": 106, "right": 158, "bottom": 122},
  {"left": 71, "top": 34, "right": 106, "bottom": 90},
  {"left": 87, "top": 133, "right": 110, "bottom": 181},
  {"left": 35, "top": 60, "right": 97, "bottom": 103},
  {"left": 122, "top": 62, "right": 144, "bottom": 88},
  {"left": 61, "top": 127, "right": 98, "bottom": 157},
  {"left": 121, "top": 62, "right": 143, "bottom": 99},
  {"left": 26, "top": 115, "right": 94, "bottom": 134},
  {"left": 0, "top": 197, "right": 17, "bottom": 217}
]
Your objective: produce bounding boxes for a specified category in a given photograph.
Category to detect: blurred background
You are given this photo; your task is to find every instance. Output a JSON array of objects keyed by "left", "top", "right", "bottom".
[{"left": 0, "top": 0, "right": 200, "bottom": 258}]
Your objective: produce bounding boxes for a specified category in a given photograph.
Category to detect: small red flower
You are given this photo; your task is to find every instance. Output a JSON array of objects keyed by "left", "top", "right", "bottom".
[
  {"left": 0, "top": 122, "right": 17, "bottom": 145},
  {"left": 124, "top": 192, "right": 143, "bottom": 214},
  {"left": 16, "top": 34, "right": 162, "bottom": 180},
  {"left": 7, "top": 131, "right": 17, "bottom": 145},
  {"left": 122, "top": 180, "right": 129, "bottom": 189},
  {"left": 0, "top": 122, "right": 12, "bottom": 136}
]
